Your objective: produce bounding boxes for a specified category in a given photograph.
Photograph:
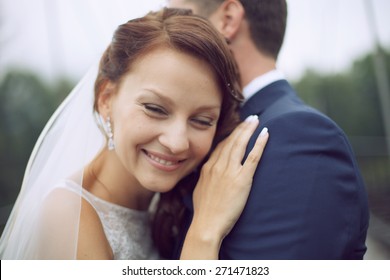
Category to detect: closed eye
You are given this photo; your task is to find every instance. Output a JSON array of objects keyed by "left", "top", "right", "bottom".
[
  {"left": 191, "top": 117, "right": 215, "bottom": 128},
  {"left": 143, "top": 103, "right": 168, "bottom": 116}
]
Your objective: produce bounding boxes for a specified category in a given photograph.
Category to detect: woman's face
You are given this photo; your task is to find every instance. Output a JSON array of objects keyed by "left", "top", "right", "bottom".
[{"left": 101, "top": 48, "right": 222, "bottom": 193}]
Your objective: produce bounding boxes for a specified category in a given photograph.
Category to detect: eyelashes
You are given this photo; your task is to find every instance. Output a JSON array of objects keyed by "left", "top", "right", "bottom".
[
  {"left": 143, "top": 103, "right": 167, "bottom": 115},
  {"left": 142, "top": 103, "right": 216, "bottom": 128},
  {"left": 192, "top": 119, "right": 213, "bottom": 127}
]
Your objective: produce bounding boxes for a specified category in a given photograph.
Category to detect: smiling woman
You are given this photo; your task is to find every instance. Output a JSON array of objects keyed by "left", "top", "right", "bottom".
[{"left": 0, "top": 8, "right": 269, "bottom": 260}]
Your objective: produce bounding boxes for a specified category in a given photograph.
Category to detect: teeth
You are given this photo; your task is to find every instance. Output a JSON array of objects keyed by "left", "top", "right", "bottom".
[{"left": 148, "top": 153, "right": 177, "bottom": 166}]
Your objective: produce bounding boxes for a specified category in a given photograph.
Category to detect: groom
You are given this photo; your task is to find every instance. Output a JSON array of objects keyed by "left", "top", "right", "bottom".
[{"left": 169, "top": 0, "right": 369, "bottom": 259}]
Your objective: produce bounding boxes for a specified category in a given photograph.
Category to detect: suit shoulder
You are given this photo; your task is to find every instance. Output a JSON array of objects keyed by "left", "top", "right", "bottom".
[{"left": 263, "top": 102, "right": 342, "bottom": 133}]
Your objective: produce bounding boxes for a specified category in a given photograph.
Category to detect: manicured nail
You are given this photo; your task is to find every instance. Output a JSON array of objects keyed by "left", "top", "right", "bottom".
[
  {"left": 260, "top": 127, "right": 268, "bottom": 137},
  {"left": 245, "top": 115, "right": 259, "bottom": 122}
]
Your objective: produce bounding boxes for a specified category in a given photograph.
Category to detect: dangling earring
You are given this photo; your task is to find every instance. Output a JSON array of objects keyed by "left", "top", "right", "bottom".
[{"left": 106, "top": 117, "right": 115, "bottom": 151}]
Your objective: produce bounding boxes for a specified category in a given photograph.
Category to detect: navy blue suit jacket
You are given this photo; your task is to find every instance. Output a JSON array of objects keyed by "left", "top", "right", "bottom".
[{"left": 175, "top": 80, "right": 369, "bottom": 259}]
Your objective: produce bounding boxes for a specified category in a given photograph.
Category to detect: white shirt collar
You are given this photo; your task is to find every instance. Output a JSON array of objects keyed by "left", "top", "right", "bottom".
[{"left": 243, "top": 69, "right": 285, "bottom": 103}]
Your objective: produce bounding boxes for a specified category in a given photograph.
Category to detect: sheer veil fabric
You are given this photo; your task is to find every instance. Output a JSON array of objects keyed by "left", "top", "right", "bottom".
[{"left": 0, "top": 63, "right": 105, "bottom": 259}]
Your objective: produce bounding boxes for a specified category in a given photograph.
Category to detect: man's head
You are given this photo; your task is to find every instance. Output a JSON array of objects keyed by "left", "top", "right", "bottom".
[{"left": 168, "top": 0, "right": 287, "bottom": 60}]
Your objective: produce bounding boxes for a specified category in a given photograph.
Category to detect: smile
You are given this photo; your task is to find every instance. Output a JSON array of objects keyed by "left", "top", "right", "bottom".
[
  {"left": 142, "top": 149, "right": 186, "bottom": 171},
  {"left": 147, "top": 153, "right": 178, "bottom": 166}
]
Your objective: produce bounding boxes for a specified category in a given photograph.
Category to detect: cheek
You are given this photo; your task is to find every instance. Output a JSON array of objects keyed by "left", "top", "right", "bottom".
[
  {"left": 191, "top": 129, "right": 216, "bottom": 160},
  {"left": 115, "top": 117, "right": 155, "bottom": 147},
  {"left": 112, "top": 110, "right": 152, "bottom": 147}
]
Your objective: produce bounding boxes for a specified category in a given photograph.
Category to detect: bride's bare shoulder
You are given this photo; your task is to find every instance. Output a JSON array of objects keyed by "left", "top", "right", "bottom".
[
  {"left": 77, "top": 196, "right": 114, "bottom": 259},
  {"left": 41, "top": 185, "right": 113, "bottom": 259}
]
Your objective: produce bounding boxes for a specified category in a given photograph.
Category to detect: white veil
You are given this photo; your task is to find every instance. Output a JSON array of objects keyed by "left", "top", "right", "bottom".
[{"left": 0, "top": 62, "right": 105, "bottom": 259}]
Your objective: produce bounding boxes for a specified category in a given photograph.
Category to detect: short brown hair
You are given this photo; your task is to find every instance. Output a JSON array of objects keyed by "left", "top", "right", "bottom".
[{"left": 184, "top": 0, "right": 287, "bottom": 59}]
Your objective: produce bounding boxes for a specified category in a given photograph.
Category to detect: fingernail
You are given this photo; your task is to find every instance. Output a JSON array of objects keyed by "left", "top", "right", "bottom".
[
  {"left": 245, "top": 115, "right": 259, "bottom": 122},
  {"left": 260, "top": 127, "right": 268, "bottom": 137}
]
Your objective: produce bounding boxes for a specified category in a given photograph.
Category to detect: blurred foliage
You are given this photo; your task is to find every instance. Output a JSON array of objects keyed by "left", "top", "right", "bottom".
[
  {"left": 0, "top": 70, "right": 74, "bottom": 208},
  {"left": 293, "top": 49, "right": 389, "bottom": 138}
]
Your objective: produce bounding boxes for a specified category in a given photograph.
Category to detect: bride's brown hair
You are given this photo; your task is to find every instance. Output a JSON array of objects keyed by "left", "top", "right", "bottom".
[{"left": 94, "top": 8, "right": 243, "bottom": 258}]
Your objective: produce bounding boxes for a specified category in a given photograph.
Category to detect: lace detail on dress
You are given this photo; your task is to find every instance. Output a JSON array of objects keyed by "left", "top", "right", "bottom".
[
  {"left": 63, "top": 180, "right": 159, "bottom": 260},
  {"left": 82, "top": 190, "right": 159, "bottom": 260}
]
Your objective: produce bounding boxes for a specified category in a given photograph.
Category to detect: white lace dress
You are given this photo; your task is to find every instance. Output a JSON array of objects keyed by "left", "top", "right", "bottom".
[{"left": 63, "top": 180, "right": 159, "bottom": 260}]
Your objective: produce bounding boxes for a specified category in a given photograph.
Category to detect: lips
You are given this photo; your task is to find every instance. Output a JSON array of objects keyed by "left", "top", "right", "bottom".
[{"left": 142, "top": 149, "right": 186, "bottom": 172}]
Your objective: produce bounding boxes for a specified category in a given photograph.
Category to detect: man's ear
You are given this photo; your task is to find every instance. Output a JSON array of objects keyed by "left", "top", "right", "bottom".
[
  {"left": 210, "top": 0, "right": 245, "bottom": 41},
  {"left": 97, "top": 81, "right": 115, "bottom": 119}
]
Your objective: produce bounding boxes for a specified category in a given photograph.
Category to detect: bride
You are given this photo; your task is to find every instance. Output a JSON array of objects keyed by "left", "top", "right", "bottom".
[{"left": 0, "top": 8, "right": 268, "bottom": 260}]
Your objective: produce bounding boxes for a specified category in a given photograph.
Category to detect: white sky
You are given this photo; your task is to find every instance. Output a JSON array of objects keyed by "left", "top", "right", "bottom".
[{"left": 0, "top": 0, "right": 389, "bottom": 82}]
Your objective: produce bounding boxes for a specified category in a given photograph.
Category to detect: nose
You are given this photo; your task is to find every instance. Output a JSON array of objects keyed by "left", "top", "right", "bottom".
[{"left": 158, "top": 120, "right": 190, "bottom": 154}]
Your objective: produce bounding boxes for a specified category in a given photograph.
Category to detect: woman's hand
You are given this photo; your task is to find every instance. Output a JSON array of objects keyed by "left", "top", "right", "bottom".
[{"left": 180, "top": 115, "right": 269, "bottom": 259}]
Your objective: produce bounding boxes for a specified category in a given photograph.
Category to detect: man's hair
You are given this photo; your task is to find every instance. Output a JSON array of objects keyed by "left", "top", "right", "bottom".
[
  {"left": 186, "top": 0, "right": 287, "bottom": 59},
  {"left": 184, "top": 0, "right": 225, "bottom": 17}
]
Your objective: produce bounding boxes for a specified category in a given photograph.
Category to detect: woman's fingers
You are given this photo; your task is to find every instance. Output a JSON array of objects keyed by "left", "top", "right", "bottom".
[
  {"left": 214, "top": 115, "right": 260, "bottom": 169},
  {"left": 241, "top": 127, "right": 269, "bottom": 176},
  {"left": 224, "top": 116, "right": 260, "bottom": 168}
]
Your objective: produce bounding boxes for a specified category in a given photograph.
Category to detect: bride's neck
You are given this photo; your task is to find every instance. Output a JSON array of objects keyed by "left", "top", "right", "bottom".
[{"left": 84, "top": 151, "right": 154, "bottom": 211}]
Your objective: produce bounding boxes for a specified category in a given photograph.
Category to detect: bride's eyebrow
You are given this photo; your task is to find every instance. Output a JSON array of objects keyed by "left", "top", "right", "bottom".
[
  {"left": 140, "top": 88, "right": 174, "bottom": 106},
  {"left": 140, "top": 88, "right": 221, "bottom": 112}
]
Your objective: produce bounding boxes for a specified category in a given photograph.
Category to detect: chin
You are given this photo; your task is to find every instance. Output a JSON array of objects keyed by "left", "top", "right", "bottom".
[{"left": 142, "top": 180, "right": 178, "bottom": 193}]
